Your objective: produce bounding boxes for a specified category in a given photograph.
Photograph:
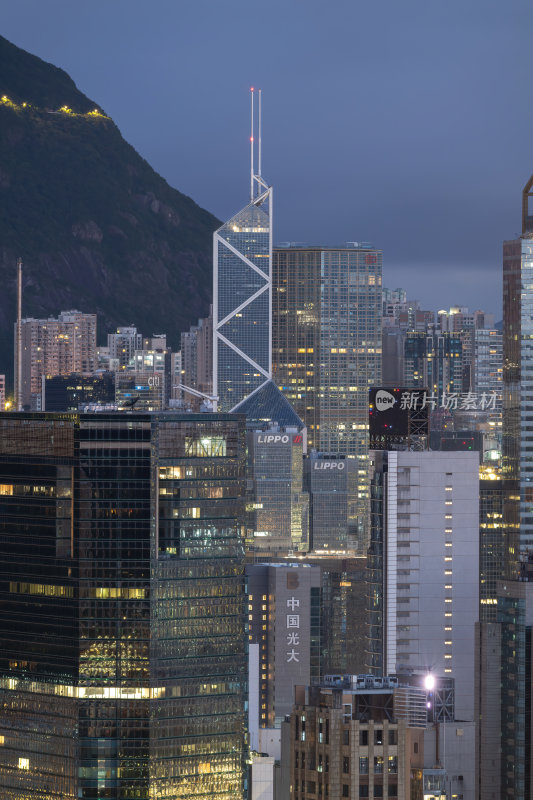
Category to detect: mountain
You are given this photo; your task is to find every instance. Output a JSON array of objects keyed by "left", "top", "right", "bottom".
[{"left": 0, "top": 35, "right": 219, "bottom": 389}]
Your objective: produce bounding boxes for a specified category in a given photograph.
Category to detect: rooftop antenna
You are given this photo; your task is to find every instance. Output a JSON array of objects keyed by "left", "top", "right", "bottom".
[
  {"left": 250, "top": 87, "right": 254, "bottom": 201},
  {"left": 258, "top": 89, "right": 262, "bottom": 178}
]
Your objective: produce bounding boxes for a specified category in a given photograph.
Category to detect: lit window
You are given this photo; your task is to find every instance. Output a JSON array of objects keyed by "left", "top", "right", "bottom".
[
  {"left": 444, "top": 668, "right": 452, "bottom": 673},
  {"left": 445, "top": 654, "right": 452, "bottom": 659},
  {"left": 445, "top": 612, "right": 452, "bottom": 617},
  {"left": 444, "top": 570, "right": 452, "bottom": 575},
  {"left": 445, "top": 626, "right": 452, "bottom": 631},
  {"left": 18, "top": 758, "right": 29, "bottom": 770},
  {"left": 444, "top": 557, "right": 452, "bottom": 562},
  {"left": 445, "top": 543, "right": 453, "bottom": 548}
]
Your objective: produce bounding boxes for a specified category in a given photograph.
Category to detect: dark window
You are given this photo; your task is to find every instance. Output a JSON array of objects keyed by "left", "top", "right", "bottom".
[
  {"left": 359, "top": 787, "right": 369, "bottom": 798},
  {"left": 343, "top": 729, "right": 349, "bottom": 746},
  {"left": 359, "top": 756, "right": 369, "bottom": 774},
  {"left": 388, "top": 729, "right": 397, "bottom": 745},
  {"left": 374, "top": 786, "right": 383, "bottom": 798},
  {"left": 388, "top": 784, "right": 398, "bottom": 798},
  {"left": 414, "top": 741, "right": 419, "bottom": 754},
  {"left": 342, "top": 785, "right": 349, "bottom": 798},
  {"left": 360, "top": 730, "right": 368, "bottom": 746},
  {"left": 343, "top": 757, "right": 349, "bottom": 774},
  {"left": 374, "top": 729, "right": 383, "bottom": 745}
]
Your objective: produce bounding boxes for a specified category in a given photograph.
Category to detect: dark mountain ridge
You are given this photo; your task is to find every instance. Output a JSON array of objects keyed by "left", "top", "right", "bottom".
[{"left": 0, "top": 35, "right": 218, "bottom": 389}]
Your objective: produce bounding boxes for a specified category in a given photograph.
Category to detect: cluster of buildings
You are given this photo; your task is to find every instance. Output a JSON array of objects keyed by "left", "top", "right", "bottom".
[{"left": 2, "top": 101, "right": 531, "bottom": 800}]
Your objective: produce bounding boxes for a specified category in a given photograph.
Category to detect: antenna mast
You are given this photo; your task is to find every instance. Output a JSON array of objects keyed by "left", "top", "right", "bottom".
[
  {"left": 250, "top": 87, "right": 254, "bottom": 201},
  {"left": 258, "top": 89, "right": 262, "bottom": 178}
]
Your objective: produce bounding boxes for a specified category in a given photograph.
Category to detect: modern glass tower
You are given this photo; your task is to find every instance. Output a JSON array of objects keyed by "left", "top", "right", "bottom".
[
  {"left": 272, "top": 244, "right": 382, "bottom": 547},
  {"left": 214, "top": 89, "right": 273, "bottom": 412},
  {"left": 0, "top": 411, "right": 248, "bottom": 800}
]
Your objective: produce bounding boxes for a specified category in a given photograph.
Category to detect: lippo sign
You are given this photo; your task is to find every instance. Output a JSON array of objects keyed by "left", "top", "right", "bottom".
[
  {"left": 313, "top": 461, "right": 345, "bottom": 470},
  {"left": 256, "top": 433, "right": 304, "bottom": 445},
  {"left": 257, "top": 433, "right": 290, "bottom": 444}
]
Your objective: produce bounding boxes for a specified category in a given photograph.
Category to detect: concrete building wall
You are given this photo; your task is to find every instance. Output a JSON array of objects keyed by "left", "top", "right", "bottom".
[
  {"left": 383, "top": 450, "right": 479, "bottom": 722},
  {"left": 247, "top": 563, "right": 321, "bottom": 729}
]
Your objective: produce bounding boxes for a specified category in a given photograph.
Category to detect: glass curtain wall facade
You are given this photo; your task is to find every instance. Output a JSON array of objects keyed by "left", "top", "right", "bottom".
[
  {"left": 0, "top": 412, "right": 247, "bottom": 800},
  {"left": 499, "top": 176, "right": 533, "bottom": 800},
  {"left": 213, "top": 184, "right": 272, "bottom": 412},
  {"left": 273, "top": 245, "right": 382, "bottom": 545}
]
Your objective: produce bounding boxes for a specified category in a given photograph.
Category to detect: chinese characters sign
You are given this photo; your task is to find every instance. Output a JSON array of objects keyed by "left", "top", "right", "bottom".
[{"left": 286, "top": 597, "right": 300, "bottom": 663}]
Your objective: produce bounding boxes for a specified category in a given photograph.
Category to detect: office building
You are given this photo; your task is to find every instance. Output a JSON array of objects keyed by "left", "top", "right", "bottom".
[
  {"left": 107, "top": 326, "right": 143, "bottom": 369},
  {"left": 180, "top": 307, "right": 213, "bottom": 408},
  {"left": 115, "top": 369, "right": 165, "bottom": 411},
  {"left": 403, "top": 331, "right": 463, "bottom": 403},
  {"left": 287, "top": 674, "right": 426, "bottom": 800},
  {"left": 273, "top": 244, "right": 382, "bottom": 546},
  {"left": 366, "top": 450, "right": 479, "bottom": 723},
  {"left": 15, "top": 310, "right": 97, "bottom": 409},
  {"left": 473, "top": 328, "right": 502, "bottom": 395},
  {"left": 0, "top": 411, "right": 248, "bottom": 800},
  {"left": 246, "top": 426, "right": 309, "bottom": 556},
  {"left": 291, "top": 553, "right": 368, "bottom": 677},
  {"left": 214, "top": 91, "right": 272, "bottom": 412},
  {"left": 273, "top": 244, "right": 382, "bottom": 455},
  {"left": 496, "top": 174, "right": 533, "bottom": 800},
  {"left": 246, "top": 563, "right": 321, "bottom": 732},
  {"left": 42, "top": 372, "right": 115, "bottom": 411},
  {"left": 304, "top": 452, "right": 356, "bottom": 552}
]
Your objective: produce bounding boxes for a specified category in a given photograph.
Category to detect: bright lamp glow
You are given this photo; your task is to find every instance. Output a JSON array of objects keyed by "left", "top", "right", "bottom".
[{"left": 424, "top": 674, "right": 435, "bottom": 691}]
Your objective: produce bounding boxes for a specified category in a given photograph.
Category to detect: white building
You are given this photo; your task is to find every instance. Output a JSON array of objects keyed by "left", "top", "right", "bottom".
[{"left": 370, "top": 450, "right": 479, "bottom": 722}]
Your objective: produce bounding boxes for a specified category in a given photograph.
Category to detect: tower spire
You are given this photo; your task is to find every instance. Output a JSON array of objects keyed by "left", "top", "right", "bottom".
[
  {"left": 250, "top": 87, "right": 254, "bottom": 201},
  {"left": 258, "top": 89, "right": 262, "bottom": 179}
]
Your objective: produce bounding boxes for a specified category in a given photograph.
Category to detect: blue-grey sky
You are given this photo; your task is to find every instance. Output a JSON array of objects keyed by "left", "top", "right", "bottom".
[{"left": 4, "top": 0, "right": 532, "bottom": 316}]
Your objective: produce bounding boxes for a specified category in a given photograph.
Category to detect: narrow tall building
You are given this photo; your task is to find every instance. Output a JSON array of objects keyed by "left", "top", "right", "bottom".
[
  {"left": 367, "top": 450, "right": 479, "bottom": 723},
  {"left": 0, "top": 411, "right": 248, "bottom": 800},
  {"left": 213, "top": 90, "right": 272, "bottom": 412},
  {"left": 497, "top": 174, "right": 533, "bottom": 800},
  {"left": 273, "top": 244, "right": 382, "bottom": 546}
]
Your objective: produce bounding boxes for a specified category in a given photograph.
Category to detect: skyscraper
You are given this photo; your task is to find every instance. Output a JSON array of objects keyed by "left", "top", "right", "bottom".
[
  {"left": 0, "top": 411, "right": 248, "bottom": 800},
  {"left": 214, "top": 89, "right": 273, "bottom": 412},
  {"left": 498, "top": 174, "right": 533, "bottom": 799},
  {"left": 367, "top": 450, "right": 479, "bottom": 723},
  {"left": 272, "top": 244, "right": 382, "bottom": 545}
]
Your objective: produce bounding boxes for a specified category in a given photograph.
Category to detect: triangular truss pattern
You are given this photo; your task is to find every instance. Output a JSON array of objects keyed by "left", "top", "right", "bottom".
[{"left": 213, "top": 182, "right": 273, "bottom": 412}]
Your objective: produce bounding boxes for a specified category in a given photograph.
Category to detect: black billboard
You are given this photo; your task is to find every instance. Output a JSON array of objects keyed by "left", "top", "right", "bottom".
[{"left": 369, "top": 388, "right": 429, "bottom": 449}]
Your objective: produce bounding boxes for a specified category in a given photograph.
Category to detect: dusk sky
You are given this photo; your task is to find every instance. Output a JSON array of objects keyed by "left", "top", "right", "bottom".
[{"left": 4, "top": 0, "right": 532, "bottom": 316}]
